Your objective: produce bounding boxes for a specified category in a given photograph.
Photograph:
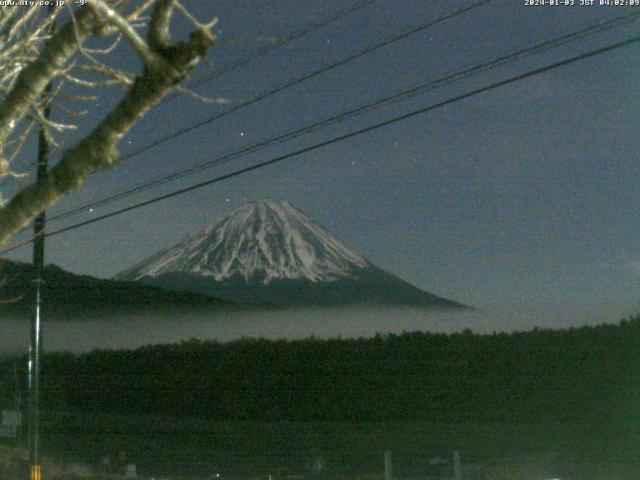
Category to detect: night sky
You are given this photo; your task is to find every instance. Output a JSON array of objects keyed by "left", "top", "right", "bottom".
[{"left": 4, "top": 0, "right": 640, "bottom": 329}]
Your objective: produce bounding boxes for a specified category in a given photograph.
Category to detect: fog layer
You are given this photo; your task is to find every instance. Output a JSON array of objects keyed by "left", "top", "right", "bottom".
[{"left": 0, "top": 302, "right": 633, "bottom": 354}]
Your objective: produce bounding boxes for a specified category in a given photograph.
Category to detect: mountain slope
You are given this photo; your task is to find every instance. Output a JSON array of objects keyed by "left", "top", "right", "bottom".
[
  {"left": 117, "top": 200, "right": 466, "bottom": 309},
  {"left": 118, "top": 200, "right": 369, "bottom": 284},
  {"left": 0, "top": 260, "right": 230, "bottom": 319}
]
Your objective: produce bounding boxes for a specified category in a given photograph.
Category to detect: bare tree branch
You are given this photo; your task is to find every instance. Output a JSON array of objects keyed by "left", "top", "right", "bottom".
[
  {"left": 0, "top": 0, "right": 216, "bottom": 245},
  {"left": 88, "top": 0, "right": 160, "bottom": 67},
  {"left": 0, "top": 7, "right": 103, "bottom": 172}
]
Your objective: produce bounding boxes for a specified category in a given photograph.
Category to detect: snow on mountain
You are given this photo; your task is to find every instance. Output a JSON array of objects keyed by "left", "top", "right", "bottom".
[
  {"left": 117, "top": 200, "right": 370, "bottom": 284},
  {"left": 117, "top": 200, "right": 467, "bottom": 309}
]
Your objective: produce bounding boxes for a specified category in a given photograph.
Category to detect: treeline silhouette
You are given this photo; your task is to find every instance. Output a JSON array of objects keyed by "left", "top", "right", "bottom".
[{"left": 2, "top": 317, "right": 639, "bottom": 423}]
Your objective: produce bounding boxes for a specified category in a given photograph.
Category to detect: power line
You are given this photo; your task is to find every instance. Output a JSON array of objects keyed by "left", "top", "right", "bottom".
[
  {"left": 183, "top": 0, "right": 379, "bottom": 92},
  {"left": 18, "top": 0, "right": 378, "bottom": 174},
  {"left": 49, "top": 10, "right": 640, "bottom": 222},
  {"left": 77, "top": 1, "right": 495, "bottom": 169},
  {"left": 2, "top": 33, "right": 636, "bottom": 255}
]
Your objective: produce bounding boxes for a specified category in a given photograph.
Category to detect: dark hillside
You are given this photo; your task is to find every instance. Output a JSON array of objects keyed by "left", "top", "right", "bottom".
[{"left": 0, "top": 260, "right": 230, "bottom": 318}]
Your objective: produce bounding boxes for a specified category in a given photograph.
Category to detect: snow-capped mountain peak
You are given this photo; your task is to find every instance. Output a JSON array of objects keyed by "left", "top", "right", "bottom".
[{"left": 117, "top": 200, "right": 369, "bottom": 284}]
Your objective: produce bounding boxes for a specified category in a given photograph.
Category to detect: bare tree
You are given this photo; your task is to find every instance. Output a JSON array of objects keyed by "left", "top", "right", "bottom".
[{"left": 0, "top": 0, "right": 217, "bottom": 246}]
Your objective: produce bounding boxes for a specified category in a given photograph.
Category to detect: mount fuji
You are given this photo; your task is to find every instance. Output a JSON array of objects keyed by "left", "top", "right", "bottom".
[{"left": 116, "top": 200, "right": 466, "bottom": 309}]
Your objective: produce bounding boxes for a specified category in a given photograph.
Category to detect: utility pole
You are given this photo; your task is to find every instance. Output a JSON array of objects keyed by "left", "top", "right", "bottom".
[
  {"left": 29, "top": 7, "right": 55, "bottom": 480},
  {"left": 28, "top": 91, "right": 49, "bottom": 480},
  {"left": 14, "top": 359, "right": 20, "bottom": 448}
]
